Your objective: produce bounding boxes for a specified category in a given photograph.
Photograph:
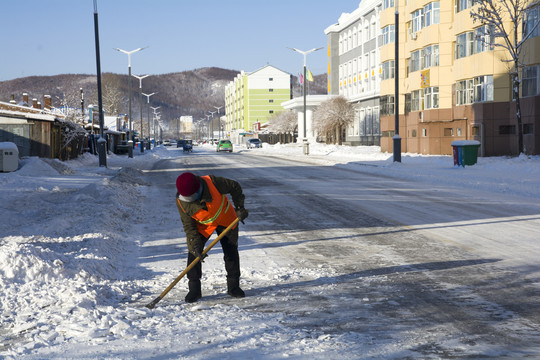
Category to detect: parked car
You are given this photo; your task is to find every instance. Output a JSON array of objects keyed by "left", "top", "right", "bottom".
[
  {"left": 216, "top": 139, "right": 233, "bottom": 152},
  {"left": 247, "top": 138, "right": 262, "bottom": 149},
  {"left": 163, "top": 140, "right": 172, "bottom": 146}
]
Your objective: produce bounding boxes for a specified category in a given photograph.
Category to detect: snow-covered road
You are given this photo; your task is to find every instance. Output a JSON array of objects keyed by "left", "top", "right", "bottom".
[{"left": 2, "top": 145, "right": 539, "bottom": 359}]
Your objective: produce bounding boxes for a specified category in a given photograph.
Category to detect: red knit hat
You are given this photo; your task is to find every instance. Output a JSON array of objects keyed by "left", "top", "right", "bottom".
[{"left": 176, "top": 172, "right": 200, "bottom": 196}]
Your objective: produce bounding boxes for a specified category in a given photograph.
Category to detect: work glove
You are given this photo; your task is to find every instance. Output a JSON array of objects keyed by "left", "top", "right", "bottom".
[
  {"left": 235, "top": 207, "right": 249, "bottom": 224},
  {"left": 187, "top": 237, "right": 207, "bottom": 262}
]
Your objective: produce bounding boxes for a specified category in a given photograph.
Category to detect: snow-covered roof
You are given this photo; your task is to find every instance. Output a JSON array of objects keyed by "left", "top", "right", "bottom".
[
  {"left": 282, "top": 95, "right": 337, "bottom": 110},
  {"left": 0, "top": 108, "right": 57, "bottom": 122},
  {"left": 0, "top": 141, "right": 19, "bottom": 152},
  {"left": 247, "top": 64, "right": 290, "bottom": 77},
  {"left": 324, "top": 0, "right": 380, "bottom": 34}
]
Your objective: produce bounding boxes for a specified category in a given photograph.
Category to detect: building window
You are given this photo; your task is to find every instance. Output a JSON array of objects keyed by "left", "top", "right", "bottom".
[
  {"left": 474, "top": 75, "right": 494, "bottom": 102},
  {"left": 423, "top": 87, "right": 439, "bottom": 109},
  {"left": 269, "top": 77, "right": 274, "bottom": 81},
  {"left": 522, "top": 65, "right": 538, "bottom": 97},
  {"left": 524, "top": 6, "right": 540, "bottom": 39},
  {"left": 269, "top": 89, "right": 274, "bottom": 92},
  {"left": 410, "top": 50, "right": 421, "bottom": 73},
  {"left": 411, "top": 90, "right": 421, "bottom": 111},
  {"left": 380, "top": 95, "right": 395, "bottom": 116},
  {"left": 444, "top": 128, "right": 454, "bottom": 136},
  {"left": 456, "top": 32, "right": 474, "bottom": 59},
  {"left": 456, "top": 79, "right": 474, "bottom": 105},
  {"left": 422, "top": 128, "right": 428, "bottom": 137},
  {"left": 269, "top": 99, "right": 274, "bottom": 103},
  {"left": 456, "top": 0, "right": 473, "bottom": 13},
  {"left": 405, "top": 93, "right": 411, "bottom": 114},
  {"left": 524, "top": 124, "right": 534, "bottom": 134},
  {"left": 475, "top": 25, "right": 494, "bottom": 53},
  {"left": 422, "top": 44, "right": 439, "bottom": 69},
  {"left": 382, "top": 25, "right": 395, "bottom": 45},
  {"left": 382, "top": 60, "right": 395, "bottom": 80},
  {"left": 424, "top": 2, "right": 440, "bottom": 27},
  {"left": 269, "top": 110, "right": 274, "bottom": 114},
  {"left": 383, "top": 0, "right": 394, "bottom": 10},
  {"left": 457, "top": 27, "right": 493, "bottom": 59},
  {"left": 499, "top": 125, "right": 516, "bottom": 135},
  {"left": 412, "top": 9, "right": 423, "bottom": 34}
]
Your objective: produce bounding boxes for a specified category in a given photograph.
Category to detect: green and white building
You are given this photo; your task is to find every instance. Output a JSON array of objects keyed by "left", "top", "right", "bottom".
[{"left": 225, "top": 65, "right": 292, "bottom": 136}]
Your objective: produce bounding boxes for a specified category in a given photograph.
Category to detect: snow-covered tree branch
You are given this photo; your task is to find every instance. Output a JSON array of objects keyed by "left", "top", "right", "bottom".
[{"left": 313, "top": 96, "right": 354, "bottom": 145}]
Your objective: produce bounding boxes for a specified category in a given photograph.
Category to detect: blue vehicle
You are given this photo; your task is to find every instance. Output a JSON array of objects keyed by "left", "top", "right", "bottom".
[{"left": 182, "top": 139, "right": 193, "bottom": 152}]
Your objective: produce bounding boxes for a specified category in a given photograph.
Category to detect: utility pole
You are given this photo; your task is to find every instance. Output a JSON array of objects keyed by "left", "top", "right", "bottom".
[
  {"left": 394, "top": 1, "right": 401, "bottom": 162},
  {"left": 93, "top": 0, "right": 106, "bottom": 167}
]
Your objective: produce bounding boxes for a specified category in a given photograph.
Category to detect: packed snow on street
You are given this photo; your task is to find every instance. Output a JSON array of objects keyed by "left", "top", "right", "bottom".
[{"left": 1, "top": 142, "right": 539, "bottom": 359}]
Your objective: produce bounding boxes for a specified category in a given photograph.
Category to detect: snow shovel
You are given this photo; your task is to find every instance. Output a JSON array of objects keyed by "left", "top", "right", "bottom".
[{"left": 145, "top": 217, "right": 240, "bottom": 309}]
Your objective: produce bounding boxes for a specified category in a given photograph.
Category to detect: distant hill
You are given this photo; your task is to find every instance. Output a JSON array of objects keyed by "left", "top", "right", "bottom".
[{"left": 0, "top": 67, "right": 327, "bottom": 134}]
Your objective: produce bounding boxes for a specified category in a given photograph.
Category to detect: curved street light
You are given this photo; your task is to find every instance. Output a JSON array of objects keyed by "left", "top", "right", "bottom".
[
  {"left": 288, "top": 46, "right": 323, "bottom": 154},
  {"left": 114, "top": 46, "right": 147, "bottom": 157}
]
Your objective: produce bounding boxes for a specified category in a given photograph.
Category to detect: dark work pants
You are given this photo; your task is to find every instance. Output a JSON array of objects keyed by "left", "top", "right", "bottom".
[{"left": 186, "top": 225, "right": 240, "bottom": 282}]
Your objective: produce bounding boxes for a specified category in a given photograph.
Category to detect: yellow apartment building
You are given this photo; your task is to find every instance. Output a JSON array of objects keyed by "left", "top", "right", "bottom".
[{"left": 379, "top": 0, "right": 539, "bottom": 156}]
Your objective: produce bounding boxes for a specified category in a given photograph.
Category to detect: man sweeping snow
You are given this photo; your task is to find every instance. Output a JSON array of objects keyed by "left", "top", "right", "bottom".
[{"left": 175, "top": 172, "right": 249, "bottom": 303}]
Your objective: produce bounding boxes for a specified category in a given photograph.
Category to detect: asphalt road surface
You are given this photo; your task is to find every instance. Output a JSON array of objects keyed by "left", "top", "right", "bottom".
[{"left": 142, "top": 148, "right": 540, "bottom": 358}]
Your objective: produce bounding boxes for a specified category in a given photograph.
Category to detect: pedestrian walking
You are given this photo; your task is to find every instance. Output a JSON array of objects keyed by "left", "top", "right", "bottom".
[{"left": 175, "top": 172, "right": 249, "bottom": 303}]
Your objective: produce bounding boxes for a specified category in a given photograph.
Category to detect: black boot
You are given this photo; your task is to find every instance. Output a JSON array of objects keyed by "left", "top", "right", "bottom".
[
  {"left": 227, "top": 278, "right": 245, "bottom": 298},
  {"left": 185, "top": 280, "right": 202, "bottom": 303}
]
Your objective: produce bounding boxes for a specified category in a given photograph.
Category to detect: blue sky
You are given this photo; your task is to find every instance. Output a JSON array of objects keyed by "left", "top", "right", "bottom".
[{"left": 0, "top": 0, "right": 360, "bottom": 81}]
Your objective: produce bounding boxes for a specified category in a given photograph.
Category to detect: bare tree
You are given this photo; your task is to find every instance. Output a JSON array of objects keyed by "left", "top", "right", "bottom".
[
  {"left": 267, "top": 110, "right": 297, "bottom": 143},
  {"left": 102, "top": 73, "right": 124, "bottom": 117},
  {"left": 470, "top": 0, "right": 540, "bottom": 154},
  {"left": 313, "top": 96, "right": 354, "bottom": 145},
  {"left": 268, "top": 110, "right": 297, "bottom": 133}
]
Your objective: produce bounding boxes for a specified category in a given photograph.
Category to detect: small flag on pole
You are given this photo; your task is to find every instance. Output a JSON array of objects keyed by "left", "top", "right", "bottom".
[
  {"left": 307, "top": 69, "right": 314, "bottom": 82},
  {"left": 299, "top": 73, "right": 304, "bottom": 84}
]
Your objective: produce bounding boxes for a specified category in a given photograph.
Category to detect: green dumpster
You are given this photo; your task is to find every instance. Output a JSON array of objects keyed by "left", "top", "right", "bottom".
[{"left": 451, "top": 140, "right": 480, "bottom": 167}]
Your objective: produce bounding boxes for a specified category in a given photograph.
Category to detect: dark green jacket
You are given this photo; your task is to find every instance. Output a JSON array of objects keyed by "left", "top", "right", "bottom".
[{"left": 176, "top": 175, "right": 245, "bottom": 240}]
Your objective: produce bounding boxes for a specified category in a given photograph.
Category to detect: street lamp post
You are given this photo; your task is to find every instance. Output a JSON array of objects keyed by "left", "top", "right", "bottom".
[
  {"left": 393, "top": 2, "right": 402, "bottom": 162},
  {"left": 199, "top": 119, "right": 206, "bottom": 142},
  {"left": 213, "top": 105, "right": 223, "bottom": 139},
  {"left": 93, "top": 0, "right": 107, "bottom": 167},
  {"left": 205, "top": 114, "right": 212, "bottom": 141},
  {"left": 114, "top": 46, "right": 146, "bottom": 158},
  {"left": 208, "top": 111, "right": 216, "bottom": 142},
  {"left": 133, "top": 74, "right": 149, "bottom": 152},
  {"left": 143, "top": 92, "right": 156, "bottom": 148},
  {"left": 151, "top": 106, "right": 160, "bottom": 145},
  {"left": 289, "top": 46, "right": 323, "bottom": 155}
]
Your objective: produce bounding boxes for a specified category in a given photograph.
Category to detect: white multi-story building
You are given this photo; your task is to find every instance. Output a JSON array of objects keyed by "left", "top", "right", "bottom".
[{"left": 325, "top": 0, "right": 382, "bottom": 146}]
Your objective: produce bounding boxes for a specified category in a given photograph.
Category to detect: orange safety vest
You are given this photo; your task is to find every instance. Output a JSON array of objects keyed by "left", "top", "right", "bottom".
[{"left": 177, "top": 175, "right": 237, "bottom": 238}]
